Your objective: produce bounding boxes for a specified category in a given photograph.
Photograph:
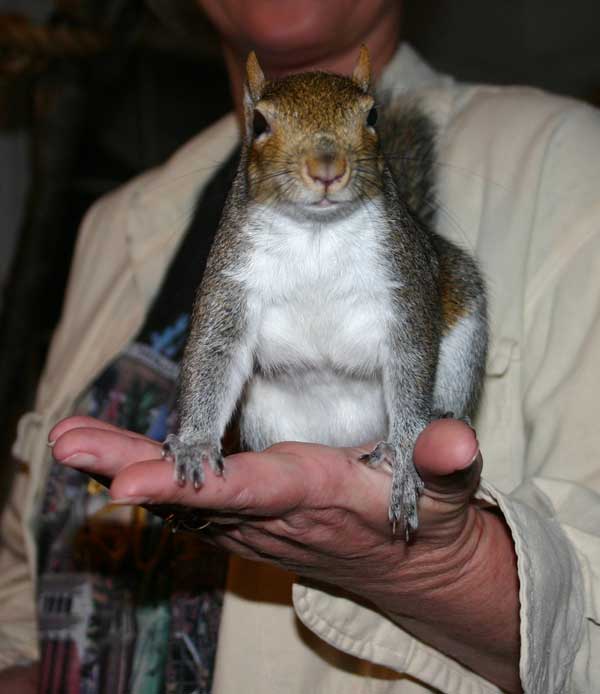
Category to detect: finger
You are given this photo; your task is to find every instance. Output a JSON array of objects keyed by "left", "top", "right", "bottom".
[
  {"left": 415, "top": 419, "right": 478, "bottom": 475},
  {"left": 49, "top": 415, "right": 155, "bottom": 445},
  {"left": 110, "top": 442, "right": 389, "bottom": 521},
  {"left": 109, "top": 452, "right": 308, "bottom": 512},
  {"left": 53, "top": 426, "right": 163, "bottom": 479},
  {"left": 413, "top": 419, "right": 482, "bottom": 500}
]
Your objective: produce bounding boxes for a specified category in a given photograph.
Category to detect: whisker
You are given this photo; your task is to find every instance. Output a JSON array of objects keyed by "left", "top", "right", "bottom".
[
  {"left": 356, "top": 151, "right": 511, "bottom": 193},
  {"left": 140, "top": 152, "right": 240, "bottom": 196}
]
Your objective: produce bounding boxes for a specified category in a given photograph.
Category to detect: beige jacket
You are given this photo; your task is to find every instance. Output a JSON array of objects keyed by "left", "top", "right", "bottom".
[{"left": 2, "top": 45, "right": 599, "bottom": 693}]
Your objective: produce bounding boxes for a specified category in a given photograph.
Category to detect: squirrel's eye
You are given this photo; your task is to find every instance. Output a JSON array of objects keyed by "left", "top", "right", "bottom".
[
  {"left": 366, "top": 107, "right": 378, "bottom": 128},
  {"left": 253, "top": 110, "right": 269, "bottom": 138}
]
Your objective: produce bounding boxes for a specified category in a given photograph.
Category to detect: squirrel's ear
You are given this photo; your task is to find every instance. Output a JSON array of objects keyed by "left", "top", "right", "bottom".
[
  {"left": 352, "top": 45, "right": 371, "bottom": 93},
  {"left": 245, "top": 51, "right": 266, "bottom": 102}
]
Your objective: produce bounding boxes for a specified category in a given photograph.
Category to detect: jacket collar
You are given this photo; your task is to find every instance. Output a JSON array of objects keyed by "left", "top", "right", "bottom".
[
  {"left": 126, "top": 112, "right": 240, "bottom": 302},
  {"left": 379, "top": 42, "right": 449, "bottom": 95}
]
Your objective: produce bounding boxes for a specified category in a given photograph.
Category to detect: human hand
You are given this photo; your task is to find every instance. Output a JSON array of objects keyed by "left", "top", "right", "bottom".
[
  {"left": 50, "top": 415, "right": 520, "bottom": 691},
  {"left": 49, "top": 416, "right": 478, "bottom": 589}
]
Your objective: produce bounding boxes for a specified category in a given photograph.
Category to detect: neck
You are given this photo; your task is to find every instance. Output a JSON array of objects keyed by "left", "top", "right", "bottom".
[{"left": 223, "top": 16, "right": 402, "bottom": 127}]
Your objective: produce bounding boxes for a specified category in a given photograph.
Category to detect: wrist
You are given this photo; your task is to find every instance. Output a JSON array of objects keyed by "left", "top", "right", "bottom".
[
  {"left": 381, "top": 507, "right": 517, "bottom": 621},
  {"left": 359, "top": 505, "right": 483, "bottom": 616},
  {"left": 365, "top": 506, "right": 522, "bottom": 692}
]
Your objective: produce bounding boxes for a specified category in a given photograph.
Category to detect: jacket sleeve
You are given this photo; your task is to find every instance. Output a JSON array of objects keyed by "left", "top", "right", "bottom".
[{"left": 0, "top": 463, "right": 38, "bottom": 669}]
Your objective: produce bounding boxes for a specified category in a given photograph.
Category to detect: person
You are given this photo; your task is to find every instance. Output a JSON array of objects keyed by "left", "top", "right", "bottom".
[{"left": 2, "top": 1, "right": 600, "bottom": 691}]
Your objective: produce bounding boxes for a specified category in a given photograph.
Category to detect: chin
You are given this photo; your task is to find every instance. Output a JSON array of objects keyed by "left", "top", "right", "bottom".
[
  {"left": 200, "top": 0, "right": 392, "bottom": 68},
  {"left": 242, "top": 2, "right": 330, "bottom": 52}
]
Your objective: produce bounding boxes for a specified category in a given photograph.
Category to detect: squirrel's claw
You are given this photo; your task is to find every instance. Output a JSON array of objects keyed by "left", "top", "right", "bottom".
[{"left": 162, "top": 433, "right": 224, "bottom": 489}]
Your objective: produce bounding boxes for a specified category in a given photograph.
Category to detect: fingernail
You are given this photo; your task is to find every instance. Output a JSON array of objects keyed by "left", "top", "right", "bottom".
[
  {"left": 111, "top": 497, "right": 151, "bottom": 506},
  {"left": 47, "top": 439, "right": 56, "bottom": 448},
  {"left": 62, "top": 453, "right": 99, "bottom": 467}
]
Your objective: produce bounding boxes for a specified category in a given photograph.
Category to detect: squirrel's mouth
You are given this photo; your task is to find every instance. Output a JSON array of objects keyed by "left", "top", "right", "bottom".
[
  {"left": 303, "top": 195, "right": 358, "bottom": 213},
  {"left": 312, "top": 198, "right": 336, "bottom": 208},
  {"left": 290, "top": 188, "right": 356, "bottom": 213}
]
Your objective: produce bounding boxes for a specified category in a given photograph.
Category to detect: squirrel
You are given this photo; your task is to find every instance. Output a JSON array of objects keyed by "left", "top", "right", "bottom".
[{"left": 163, "top": 46, "right": 488, "bottom": 536}]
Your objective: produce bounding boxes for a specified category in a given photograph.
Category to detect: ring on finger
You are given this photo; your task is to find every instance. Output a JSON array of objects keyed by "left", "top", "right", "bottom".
[{"left": 164, "top": 512, "right": 212, "bottom": 534}]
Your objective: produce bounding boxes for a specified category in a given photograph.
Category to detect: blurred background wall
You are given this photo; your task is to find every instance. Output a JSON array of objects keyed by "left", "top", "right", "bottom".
[
  {"left": 404, "top": 0, "right": 600, "bottom": 101},
  {"left": 0, "top": 0, "right": 599, "bottom": 503}
]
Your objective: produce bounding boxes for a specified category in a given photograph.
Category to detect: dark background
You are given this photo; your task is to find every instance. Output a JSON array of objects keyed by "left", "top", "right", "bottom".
[{"left": 0, "top": 0, "right": 599, "bottom": 504}]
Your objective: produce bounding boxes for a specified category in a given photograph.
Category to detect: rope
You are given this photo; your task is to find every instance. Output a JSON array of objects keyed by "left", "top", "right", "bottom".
[{"left": 0, "top": 13, "right": 107, "bottom": 77}]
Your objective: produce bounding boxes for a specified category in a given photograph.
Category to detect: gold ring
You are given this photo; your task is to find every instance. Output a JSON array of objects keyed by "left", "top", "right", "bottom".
[
  {"left": 194, "top": 520, "right": 212, "bottom": 531},
  {"left": 164, "top": 513, "right": 212, "bottom": 534}
]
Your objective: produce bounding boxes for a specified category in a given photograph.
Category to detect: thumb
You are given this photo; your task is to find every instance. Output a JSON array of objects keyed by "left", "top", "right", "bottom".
[{"left": 414, "top": 419, "right": 482, "bottom": 502}]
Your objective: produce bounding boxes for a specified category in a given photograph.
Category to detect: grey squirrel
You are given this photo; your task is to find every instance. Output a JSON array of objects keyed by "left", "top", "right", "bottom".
[{"left": 163, "top": 47, "right": 488, "bottom": 536}]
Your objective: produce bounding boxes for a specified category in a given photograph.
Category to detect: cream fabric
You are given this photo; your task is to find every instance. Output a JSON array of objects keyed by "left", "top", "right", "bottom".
[{"left": 2, "top": 45, "right": 599, "bottom": 692}]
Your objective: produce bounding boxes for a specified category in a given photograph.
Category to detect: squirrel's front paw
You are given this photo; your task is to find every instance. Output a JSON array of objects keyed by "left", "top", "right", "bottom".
[
  {"left": 162, "top": 434, "right": 224, "bottom": 489},
  {"left": 360, "top": 441, "right": 424, "bottom": 537}
]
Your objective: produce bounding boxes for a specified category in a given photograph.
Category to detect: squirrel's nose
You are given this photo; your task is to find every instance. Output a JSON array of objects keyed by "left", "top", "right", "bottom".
[{"left": 305, "top": 152, "right": 348, "bottom": 189}]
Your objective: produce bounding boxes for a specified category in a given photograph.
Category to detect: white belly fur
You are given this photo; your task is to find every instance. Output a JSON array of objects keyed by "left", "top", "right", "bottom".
[
  {"left": 232, "top": 201, "right": 396, "bottom": 449},
  {"left": 243, "top": 371, "right": 388, "bottom": 449}
]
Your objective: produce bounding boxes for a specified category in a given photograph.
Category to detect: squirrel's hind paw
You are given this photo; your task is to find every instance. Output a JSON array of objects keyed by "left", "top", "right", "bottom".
[
  {"left": 162, "top": 434, "right": 224, "bottom": 489},
  {"left": 360, "top": 441, "right": 424, "bottom": 537}
]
